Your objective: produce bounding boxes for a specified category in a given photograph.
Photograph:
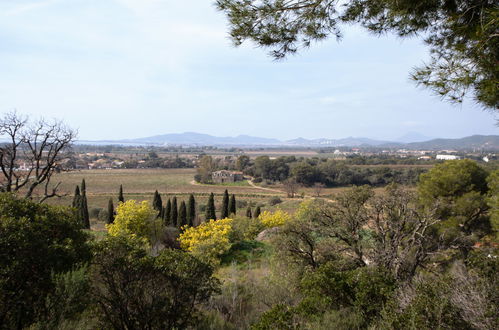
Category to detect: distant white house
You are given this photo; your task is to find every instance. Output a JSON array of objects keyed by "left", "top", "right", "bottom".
[
  {"left": 483, "top": 156, "right": 489, "bottom": 163},
  {"left": 436, "top": 154, "right": 461, "bottom": 160}
]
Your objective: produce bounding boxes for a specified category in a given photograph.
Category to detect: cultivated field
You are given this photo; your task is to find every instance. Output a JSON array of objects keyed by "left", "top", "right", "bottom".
[{"left": 41, "top": 168, "right": 401, "bottom": 230}]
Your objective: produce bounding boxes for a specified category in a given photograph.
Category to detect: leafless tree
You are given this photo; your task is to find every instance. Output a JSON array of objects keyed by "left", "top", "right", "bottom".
[
  {"left": 313, "top": 182, "right": 325, "bottom": 197},
  {"left": 283, "top": 178, "right": 299, "bottom": 198},
  {"left": 0, "top": 111, "right": 76, "bottom": 202}
]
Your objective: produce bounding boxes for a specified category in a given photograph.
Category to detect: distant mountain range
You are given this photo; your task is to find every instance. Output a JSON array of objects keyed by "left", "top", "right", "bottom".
[{"left": 78, "top": 133, "right": 499, "bottom": 150}]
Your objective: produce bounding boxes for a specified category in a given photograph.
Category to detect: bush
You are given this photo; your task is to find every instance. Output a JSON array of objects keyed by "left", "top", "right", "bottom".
[
  {"left": 230, "top": 215, "right": 266, "bottom": 241},
  {"left": 179, "top": 218, "right": 233, "bottom": 265},
  {"left": 269, "top": 197, "right": 282, "bottom": 206},
  {"left": 0, "top": 193, "right": 91, "bottom": 329},
  {"left": 106, "top": 200, "right": 157, "bottom": 244},
  {"left": 91, "top": 236, "right": 219, "bottom": 329},
  {"left": 259, "top": 210, "right": 291, "bottom": 228},
  {"left": 98, "top": 209, "right": 109, "bottom": 222}
]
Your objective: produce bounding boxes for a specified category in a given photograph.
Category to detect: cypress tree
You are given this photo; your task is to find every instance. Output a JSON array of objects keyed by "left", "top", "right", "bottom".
[
  {"left": 118, "top": 184, "right": 124, "bottom": 203},
  {"left": 107, "top": 198, "right": 114, "bottom": 224},
  {"left": 72, "top": 185, "right": 80, "bottom": 208},
  {"left": 152, "top": 190, "right": 163, "bottom": 217},
  {"left": 254, "top": 206, "right": 261, "bottom": 219},
  {"left": 229, "top": 194, "right": 236, "bottom": 215},
  {"left": 246, "top": 206, "right": 252, "bottom": 218},
  {"left": 206, "top": 193, "right": 216, "bottom": 221},
  {"left": 81, "top": 179, "right": 86, "bottom": 195},
  {"left": 171, "top": 197, "right": 178, "bottom": 227},
  {"left": 187, "top": 194, "right": 196, "bottom": 226},
  {"left": 80, "top": 179, "right": 90, "bottom": 229},
  {"left": 221, "top": 189, "right": 229, "bottom": 219},
  {"left": 164, "top": 199, "right": 172, "bottom": 226},
  {"left": 179, "top": 201, "right": 187, "bottom": 228},
  {"left": 80, "top": 194, "right": 90, "bottom": 229}
]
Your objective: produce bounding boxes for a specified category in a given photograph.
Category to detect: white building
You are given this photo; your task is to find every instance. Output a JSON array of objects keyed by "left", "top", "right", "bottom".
[{"left": 436, "top": 154, "right": 461, "bottom": 160}]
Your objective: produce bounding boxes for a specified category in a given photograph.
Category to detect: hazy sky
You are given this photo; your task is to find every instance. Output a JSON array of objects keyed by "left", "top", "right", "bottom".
[{"left": 0, "top": 0, "right": 497, "bottom": 141}]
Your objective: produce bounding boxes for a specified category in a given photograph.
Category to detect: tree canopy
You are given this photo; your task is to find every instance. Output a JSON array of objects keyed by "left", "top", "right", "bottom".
[{"left": 216, "top": 0, "right": 498, "bottom": 110}]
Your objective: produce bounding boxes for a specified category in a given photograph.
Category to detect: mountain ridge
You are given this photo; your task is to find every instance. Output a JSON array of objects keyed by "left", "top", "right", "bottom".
[{"left": 77, "top": 132, "right": 499, "bottom": 150}]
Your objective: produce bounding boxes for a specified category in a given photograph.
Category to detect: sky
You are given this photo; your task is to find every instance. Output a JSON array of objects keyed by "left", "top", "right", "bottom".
[{"left": 0, "top": 0, "right": 497, "bottom": 142}]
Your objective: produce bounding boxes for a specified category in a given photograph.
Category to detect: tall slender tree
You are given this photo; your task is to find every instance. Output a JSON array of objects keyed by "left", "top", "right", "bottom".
[
  {"left": 72, "top": 185, "right": 80, "bottom": 208},
  {"left": 107, "top": 198, "right": 115, "bottom": 224},
  {"left": 118, "top": 184, "right": 124, "bottom": 203},
  {"left": 229, "top": 194, "right": 236, "bottom": 215},
  {"left": 171, "top": 197, "right": 178, "bottom": 227},
  {"left": 179, "top": 201, "right": 187, "bottom": 228},
  {"left": 164, "top": 198, "right": 172, "bottom": 226},
  {"left": 254, "top": 206, "right": 261, "bottom": 219},
  {"left": 206, "top": 193, "right": 216, "bottom": 221},
  {"left": 221, "top": 189, "right": 229, "bottom": 219},
  {"left": 246, "top": 206, "right": 252, "bottom": 218},
  {"left": 187, "top": 194, "right": 196, "bottom": 227},
  {"left": 152, "top": 190, "right": 163, "bottom": 217},
  {"left": 80, "top": 179, "right": 90, "bottom": 229}
]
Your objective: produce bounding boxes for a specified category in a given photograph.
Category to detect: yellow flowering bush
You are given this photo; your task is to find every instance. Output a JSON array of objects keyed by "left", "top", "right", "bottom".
[
  {"left": 106, "top": 200, "right": 156, "bottom": 243},
  {"left": 179, "top": 218, "right": 233, "bottom": 265},
  {"left": 258, "top": 209, "right": 291, "bottom": 228}
]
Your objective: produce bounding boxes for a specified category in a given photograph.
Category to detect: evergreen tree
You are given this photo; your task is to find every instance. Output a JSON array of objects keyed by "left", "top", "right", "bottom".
[
  {"left": 221, "top": 189, "right": 229, "bottom": 219},
  {"left": 164, "top": 198, "right": 172, "bottom": 226},
  {"left": 118, "top": 184, "right": 124, "bottom": 203},
  {"left": 254, "top": 206, "right": 261, "bottom": 219},
  {"left": 80, "top": 179, "right": 90, "bottom": 229},
  {"left": 246, "top": 206, "right": 252, "bottom": 218},
  {"left": 80, "top": 194, "right": 90, "bottom": 229},
  {"left": 81, "top": 179, "right": 86, "bottom": 195},
  {"left": 229, "top": 194, "right": 236, "bottom": 215},
  {"left": 206, "top": 193, "right": 216, "bottom": 221},
  {"left": 107, "top": 198, "right": 115, "bottom": 224},
  {"left": 152, "top": 190, "right": 163, "bottom": 217},
  {"left": 171, "top": 197, "right": 178, "bottom": 227},
  {"left": 179, "top": 201, "right": 187, "bottom": 228},
  {"left": 187, "top": 194, "right": 196, "bottom": 227},
  {"left": 72, "top": 185, "right": 80, "bottom": 208}
]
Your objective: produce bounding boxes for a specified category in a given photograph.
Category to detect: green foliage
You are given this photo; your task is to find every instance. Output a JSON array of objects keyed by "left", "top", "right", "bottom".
[
  {"left": 298, "top": 264, "right": 396, "bottom": 325},
  {"left": 90, "top": 236, "right": 219, "bottom": 329},
  {"left": 251, "top": 304, "right": 295, "bottom": 330},
  {"left": 171, "top": 196, "right": 178, "bottom": 227},
  {"left": 229, "top": 194, "right": 237, "bottom": 215},
  {"left": 188, "top": 194, "right": 196, "bottom": 226},
  {"left": 487, "top": 169, "right": 499, "bottom": 239},
  {"left": 254, "top": 206, "right": 261, "bottom": 219},
  {"left": 0, "top": 193, "right": 91, "bottom": 329},
  {"left": 107, "top": 198, "right": 114, "bottom": 224},
  {"left": 118, "top": 184, "right": 124, "bottom": 203},
  {"left": 379, "top": 276, "right": 469, "bottom": 329},
  {"left": 33, "top": 267, "right": 92, "bottom": 329},
  {"left": 418, "top": 159, "right": 490, "bottom": 236},
  {"left": 230, "top": 215, "right": 266, "bottom": 241},
  {"left": 221, "top": 240, "right": 269, "bottom": 265},
  {"left": 222, "top": 189, "right": 230, "bottom": 219},
  {"left": 152, "top": 190, "right": 163, "bottom": 216},
  {"left": 206, "top": 192, "right": 217, "bottom": 221},
  {"left": 179, "top": 200, "right": 187, "bottom": 228},
  {"left": 164, "top": 198, "right": 172, "bottom": 225}
]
